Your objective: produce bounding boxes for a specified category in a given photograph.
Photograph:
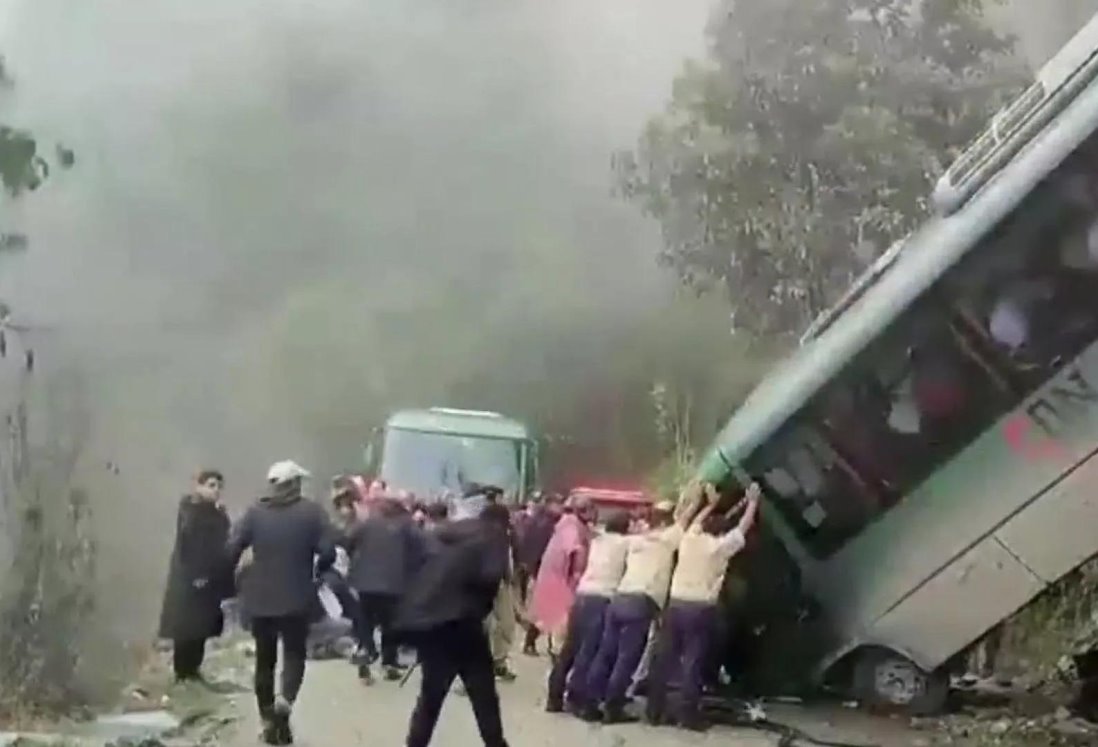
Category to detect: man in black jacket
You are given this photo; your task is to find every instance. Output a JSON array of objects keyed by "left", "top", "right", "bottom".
[
  {"left": 342, "top": 496, "right": 420, "bottom": 682},
  {"left": 158, "top": 469, "right": 231, "bottom": 682},
  {"left": 515, "top": 495, "right": 561, "bottom": 655},
  {"left": 228, "top": 460, "right": 336, "bottom": 746},
  {"left": 394, "top": 486, "right": 511, "bottom": 747}
]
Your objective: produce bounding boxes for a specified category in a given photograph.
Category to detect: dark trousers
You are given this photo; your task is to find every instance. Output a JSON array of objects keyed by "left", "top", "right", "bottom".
[
  {"left": 523, "top": 625, "right": 540, "bottom": 652},
  {"left": 172, "top": 638, "right": 207, "bottom": 680},
  {"left": 515, "top": 565, "right": 532, "bottom": 605},
  {"left": 585, "top": 593, "right": 656, "bottom": 707},
  {"left": 252, "top": 614, "right": 309, "bottom": 715},
  {"left": 645, "top": 600, "right": 717, "bottom": 722},
  {"left": 406, "top": 619, "right": 509, "bottom": 747},
  {"left": 359, "top": 592, "right": 399, "bottom": 667},
  {"left": 517, "top": 565, "right": 540, "bottom": 652},
  {"left": 546, "top": 594, "right": 609, "bottom": 707}
]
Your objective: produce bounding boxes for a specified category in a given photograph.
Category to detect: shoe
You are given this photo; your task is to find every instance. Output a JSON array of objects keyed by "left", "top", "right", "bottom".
[
  {"left": 260, "top": 719, "right": 279, "bottom": 745},
  {"left": 271, "top": 697, "right": 293, "bottom": 745},
  {"left": 259, "top": 709, "right": 281, "bottom": 746},
  {"left": 385, "top": 667, "right": 402, "bottom": 682},
  {"left": 494, "top": 665, "right": 517, "bottom": 682},
  {"left": 522, "top": 645, "right": 538, "bottom": 657},
  {"left": 602, "top": 704, "right": 638, "bottom": 725},
  {"left": 578, "top": 705, "right": 602, "bottom": 723},
  {"left": 545, "top": 699, "right": 563, "bottom": 714},
  {"left": 644, "top": 711, "right": 672, "bottom": 727},
  {"left": 678, "top": 716, "right": 710, "bottom": 733},
  {"left": 358, "top": 664, "right": 374, "bottom": 685}
]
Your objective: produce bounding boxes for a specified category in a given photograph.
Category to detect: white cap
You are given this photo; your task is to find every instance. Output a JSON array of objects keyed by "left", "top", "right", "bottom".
[{"left": 267, "top": 460, "right": 311, "bottom": 484}]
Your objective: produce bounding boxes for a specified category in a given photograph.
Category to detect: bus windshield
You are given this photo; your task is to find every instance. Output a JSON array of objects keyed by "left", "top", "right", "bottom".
[{"left": 379, "top": 427, "right": 523, "bottom": 500}]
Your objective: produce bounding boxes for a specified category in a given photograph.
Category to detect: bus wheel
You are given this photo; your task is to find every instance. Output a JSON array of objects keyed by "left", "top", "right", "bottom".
[{"left": 852, "top": 649, "right": 948, "bottom": 716}]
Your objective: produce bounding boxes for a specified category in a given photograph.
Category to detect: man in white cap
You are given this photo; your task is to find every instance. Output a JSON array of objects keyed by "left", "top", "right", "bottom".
[{"left": 228, "top": 460, "right": 336, "bottom": 746}]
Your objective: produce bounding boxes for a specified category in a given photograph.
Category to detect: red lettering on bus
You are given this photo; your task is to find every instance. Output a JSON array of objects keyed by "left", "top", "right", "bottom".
[{"left": 1003, "top": 414, "right": 1069, "bottom": 461}]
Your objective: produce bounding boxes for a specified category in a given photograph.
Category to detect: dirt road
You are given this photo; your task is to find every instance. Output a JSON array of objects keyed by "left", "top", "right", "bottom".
[{"left": 219, "top": 653, "right": 926, "bottom": 747}]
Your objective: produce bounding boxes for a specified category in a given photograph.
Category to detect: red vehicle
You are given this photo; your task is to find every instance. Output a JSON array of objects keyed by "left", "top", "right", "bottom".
[{"left": 566, "top": 487, "right": 652, "bottom": 524}]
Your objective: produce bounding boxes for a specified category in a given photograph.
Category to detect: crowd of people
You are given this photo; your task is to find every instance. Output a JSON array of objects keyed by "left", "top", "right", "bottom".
[{"left": 156, "top": 461, "right": 760, "bottom": 746}]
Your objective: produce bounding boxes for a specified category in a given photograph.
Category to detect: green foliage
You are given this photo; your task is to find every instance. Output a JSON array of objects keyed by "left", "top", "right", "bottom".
[
  {"left": 614, "top": 0, "right": 1027, "bottom": 335},
  {"left": 0, "top": 55, "right": 74, "bottom": 255}
]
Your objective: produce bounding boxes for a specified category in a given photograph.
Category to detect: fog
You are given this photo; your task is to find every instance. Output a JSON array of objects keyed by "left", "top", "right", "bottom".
[
  {"left": 994, "top": 0, "right": 1098, "bottom": 68},
  {"left": 0, "top": 0, "right": 717, "bottom": 636}
]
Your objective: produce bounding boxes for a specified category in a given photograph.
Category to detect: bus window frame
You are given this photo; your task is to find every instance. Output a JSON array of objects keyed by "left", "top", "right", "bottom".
[
  {"left": 750, "top": 296, "right": 1020, "bottom": 561},
  {"left": 754, "top": 126, "right": 1098, "bottom": 563}
]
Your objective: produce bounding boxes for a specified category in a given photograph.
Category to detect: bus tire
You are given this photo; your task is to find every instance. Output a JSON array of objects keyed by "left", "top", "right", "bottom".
[{"left": 852, "top": 648, "right": 948, "bottom": 716}]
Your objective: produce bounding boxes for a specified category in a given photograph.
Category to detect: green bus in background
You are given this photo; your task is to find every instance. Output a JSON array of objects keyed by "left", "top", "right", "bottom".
[
  {"left": 369, "top": 407, "right": 538, "bottom": 504},
  {"left": 696, "top": 12, "right": 1098, "bottom": 715}
]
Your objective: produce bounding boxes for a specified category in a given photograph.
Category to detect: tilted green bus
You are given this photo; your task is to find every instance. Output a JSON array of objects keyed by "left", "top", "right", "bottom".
[
  {"left": 370, "top": 407, "right": 538, "bottom": 504},
  {"left": 696, "top": 12, "right": 1098, "bottom": 714}
]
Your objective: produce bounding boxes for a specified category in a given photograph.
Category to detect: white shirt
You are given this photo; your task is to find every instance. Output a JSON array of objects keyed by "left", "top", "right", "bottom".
[
  {"left": 577, "top": 532, "right": 630, "bottom": 597},
  {"left": 989, "top": 298, "right": 1029, "bottom": 351},
  {"left": 669, "top": 526, "right": 746, "bottom": 605},
  {"left": 616, "top": 524, "right": 684, "bottom": 608}
]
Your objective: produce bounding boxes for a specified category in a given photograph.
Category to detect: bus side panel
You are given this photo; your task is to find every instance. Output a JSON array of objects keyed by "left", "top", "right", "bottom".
[
  {"left": 995, "top": 451, "right": 1098, "bottom": 584},
  {"left": 813, "top": 348, "right": 1098, "bottom": 641},
  {"left": 867, "top": 537, "right": 1043, "bottom": 671},
  {"left": 811, "top": 425, "right": 1070, "bottom": 635}
]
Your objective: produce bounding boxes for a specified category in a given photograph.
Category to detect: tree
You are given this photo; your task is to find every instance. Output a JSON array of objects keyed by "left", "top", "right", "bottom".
[
  {"left": 0, "top": 54, "right": 88, "bottom": 724},
  {"left": 614, "top": 0, "right": 1026, "bottom": 336},
  {"left": 0, "top": 55, "right": 74, "bottom": 255}
]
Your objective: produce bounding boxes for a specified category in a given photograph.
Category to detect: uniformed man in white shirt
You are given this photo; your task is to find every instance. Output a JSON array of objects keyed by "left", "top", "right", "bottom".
[
  {"left": 579, "top": 483, "right": 705, "bottom": 723},
  {"left": 545, "top": 510, "right": 632, "bottom": 713},
  {"left": 644, "top": 482, "right": 760, "bottom": 731}
]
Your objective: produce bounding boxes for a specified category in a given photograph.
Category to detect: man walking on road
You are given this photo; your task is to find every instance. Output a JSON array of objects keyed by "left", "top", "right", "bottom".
[
  {"left": 343, "top": 496, "right": 420, "bottom": 683},
  {"left": 483, "top": 502, "right": 520, "bottom": 682},
  {"left": 228, "top": 460, "right": 337, "bottom": 746},
  {"left": 516, "top": 495, "right": 561, "bottom": 655},
  {"left": 394, "top": 485, "right": 511, "bottom": 747}
]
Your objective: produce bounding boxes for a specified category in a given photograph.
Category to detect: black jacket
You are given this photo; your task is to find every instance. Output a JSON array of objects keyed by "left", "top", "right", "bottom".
[
  {"left": 158, "top": 495, "right": 232, "bottom": 641},
  {"left": 227, "top": 484, "right": 336, "bottom": 618},
  {"left": 393, "top": 517, "right": 509, "bottom": 636},
  {"left": 342, "top": 511, "right": 421, "bottom": 596},
  {"left": 517, "top": 511, "right": 557, "bottom": 572}
]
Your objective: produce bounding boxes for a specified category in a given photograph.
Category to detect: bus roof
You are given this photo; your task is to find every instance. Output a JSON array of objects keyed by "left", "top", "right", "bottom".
[
  {"left": 385, "top": 408, "right": 531, "bottom": 440},
  {"left": 700, "top": 70, "right": 1098, "bottom": 478}
]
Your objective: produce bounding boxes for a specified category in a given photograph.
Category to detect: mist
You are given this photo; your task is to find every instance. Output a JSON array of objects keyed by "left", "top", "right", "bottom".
[{"left": 0, "top": 0, "right": 722, "bottom": 640}]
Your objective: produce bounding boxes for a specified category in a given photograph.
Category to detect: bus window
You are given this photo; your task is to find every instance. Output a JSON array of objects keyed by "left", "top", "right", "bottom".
[
  {"left": 748, "top": 425, "right": 880, "bottom": 557},
  {"left": 836, "top": 307, "right": 1008, "bottom": 498},
  {"left": 758, "top": 307, "right": 1011, "bottom": 559},
  {"left": 947, "top": 131, "right": 1098, "bottom": 392}
]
